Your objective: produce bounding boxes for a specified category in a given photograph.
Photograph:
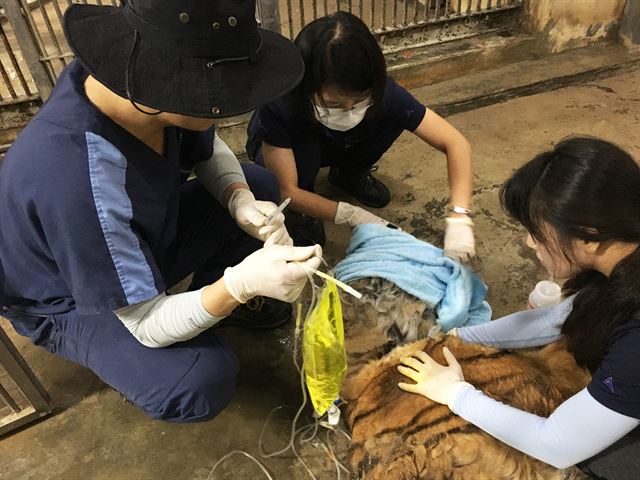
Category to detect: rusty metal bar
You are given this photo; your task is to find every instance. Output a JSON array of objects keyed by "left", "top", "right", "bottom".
[
  {"left": 487, "top": 0, "right": 493, "bottom": 9},
  {"left": 403, "top": 0, "right": 409, "bottom": 26},
  {"left": 0, "top": 26, "right": 32, "bottom": 96},
  {"left": 259, "top": 0, "right": 283, "bottom": 34},
  {"left": 392, "top": 0, "right": 397, "bottom": 26},
  {"left": 466, "top": 0, "right": 472, "bottom": 13},
  {"left": 435, "top": 0, "right": 440, "bottom": 19},
  {"left": 369, "top": 0, "right": 374, "bottom": 29},
  {"left": 298, "top": 0, "right": 305, "bottom": 29},
  {"left": 0, "top": 94, "right": 39, "bottom": 107},
  {"left": 0, "top": 381, "right": 20, "bottom": 413},
  {"left": 312, "top": 0, "right": 318, "bottom": 20},
  {"left": 51, "top": 0, "right": 66, "bottom": 25},
  {"left": 382, "top": 0, "right": 387, "bottom": 29},
  {"left": 2, "top": 0, "right": 54, "bottom": 100},
  {"left": 286, "top": 0, "right": 294, "bottom": 38},
  {"left": 0, "top": 325, "right": 52, "bottom": 436},
  {"left": 358, "top": 0, "right": 362, "bottom": 21},
  {"left": 347, "top": 0, "right": 352, "bottom": 13},
  {"left": 0, "top": 58, "right": 18, "bottom": 100},
  {"left": 34, "top": 0, "right": 65, "bottom": 69},
  {"left": 374, "top": 2, "right": 520, "bottom": 35},
  {"left": 444, "top": 0, "right": 450, "bottom": 16}
]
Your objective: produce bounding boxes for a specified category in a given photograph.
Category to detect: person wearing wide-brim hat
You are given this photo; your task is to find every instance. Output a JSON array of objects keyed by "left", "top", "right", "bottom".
[{"left": 0, "top": 0, "right": 322, "bottom": 422}]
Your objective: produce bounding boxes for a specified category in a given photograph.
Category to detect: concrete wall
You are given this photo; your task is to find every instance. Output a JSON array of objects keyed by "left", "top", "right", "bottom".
[{"left": 524, "top": 0, "right": 627, "bottom": 52}]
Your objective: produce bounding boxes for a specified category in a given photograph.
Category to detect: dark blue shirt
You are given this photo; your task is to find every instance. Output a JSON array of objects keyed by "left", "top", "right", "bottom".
[
  {"left": 588, "top": 315, "right": 640, "bottom": 419},
  {"left": 0, "top": 60, "right": 212, "bottom": 316},
  {"left": 248, "top": 77, "right": 426, "bottom": 152}
]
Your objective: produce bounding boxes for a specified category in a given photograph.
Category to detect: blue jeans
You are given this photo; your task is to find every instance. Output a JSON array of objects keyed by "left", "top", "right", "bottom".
[{"left": 4, "top": 164, "right": 280, "bottom": 423}]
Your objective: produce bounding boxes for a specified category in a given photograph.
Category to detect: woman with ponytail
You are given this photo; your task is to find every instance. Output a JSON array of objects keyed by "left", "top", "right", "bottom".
[{"left": 398, "top": 136, "right": 640, "bottom": 478}]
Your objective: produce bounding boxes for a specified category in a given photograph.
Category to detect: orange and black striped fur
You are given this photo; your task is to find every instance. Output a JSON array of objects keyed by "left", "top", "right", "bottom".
[{"left": 339, "top": 278, "right": 591, "bottom": 480}]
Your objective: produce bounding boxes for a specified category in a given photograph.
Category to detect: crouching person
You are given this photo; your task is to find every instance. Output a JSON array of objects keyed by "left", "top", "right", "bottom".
[{"left": 0, "top": 0, "right": 320, "bottom": 423}]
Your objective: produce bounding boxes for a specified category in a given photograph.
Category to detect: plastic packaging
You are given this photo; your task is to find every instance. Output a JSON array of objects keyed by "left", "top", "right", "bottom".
[
  {"left": 302, "top": 281, "right": 347, "bottom": 417},
  {"left": 528, "top": 280, "right": 562, "bottom": 309}
]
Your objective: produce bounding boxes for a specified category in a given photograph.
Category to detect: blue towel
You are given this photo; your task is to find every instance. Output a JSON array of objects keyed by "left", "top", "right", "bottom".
[{"left": 334, "top": 224, "right": 491, "bottom": 331}]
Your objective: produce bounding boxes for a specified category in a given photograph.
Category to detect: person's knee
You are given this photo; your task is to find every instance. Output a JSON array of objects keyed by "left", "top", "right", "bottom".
[
  {"left": 148, "top": 349, "right": 240, "bottom": 423},
  {"left": 242, "top": 164, "right": 280, "bottom": 204}
]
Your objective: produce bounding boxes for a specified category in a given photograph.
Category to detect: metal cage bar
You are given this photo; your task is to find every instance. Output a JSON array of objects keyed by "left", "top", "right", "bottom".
[{"left": 0, "top": 325, "right": 52, "bottom": 436}]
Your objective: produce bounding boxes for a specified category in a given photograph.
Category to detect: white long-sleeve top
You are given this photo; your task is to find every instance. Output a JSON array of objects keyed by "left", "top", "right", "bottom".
[{"left": 454, "top": 299, "right": 640, "bottom": 469}]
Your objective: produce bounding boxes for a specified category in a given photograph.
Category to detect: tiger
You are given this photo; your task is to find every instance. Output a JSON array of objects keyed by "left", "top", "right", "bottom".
[{"left": 338, "top": 278, "right": 591, "bottom": 480}]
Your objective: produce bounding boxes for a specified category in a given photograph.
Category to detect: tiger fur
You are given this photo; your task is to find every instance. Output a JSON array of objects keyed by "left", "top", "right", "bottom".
[{"left": 338, "top": 278, "right": 591, "bottom": 480}]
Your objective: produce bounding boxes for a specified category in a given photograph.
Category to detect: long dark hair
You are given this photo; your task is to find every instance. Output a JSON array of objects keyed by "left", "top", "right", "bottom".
[
  {"left": 500, "top": 136, "right": 640, "bottom": 372},
  {"left": 293, "top": 11, "right": 387, "bottom": 124}
]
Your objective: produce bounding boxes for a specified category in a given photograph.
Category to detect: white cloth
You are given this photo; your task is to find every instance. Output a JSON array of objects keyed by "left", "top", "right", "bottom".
[{"left": 115, "top": 288, "right": 225, "bottom": 348}]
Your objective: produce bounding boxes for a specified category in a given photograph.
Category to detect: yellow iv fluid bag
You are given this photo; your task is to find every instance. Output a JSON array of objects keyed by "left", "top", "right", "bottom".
[{"left": 302, "top": 281, "right": 347, "bottom": 416}]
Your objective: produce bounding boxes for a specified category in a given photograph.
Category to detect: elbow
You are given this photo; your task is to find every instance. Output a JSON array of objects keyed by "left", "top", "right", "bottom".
[
  {"left": 125, "top": 324, "right": 171, "bottom": 349},
  {"left": 458, "top": 136, "right": 472, "bottom": 158},
  {"left": 280, "top": 184, "right": 301, "bottom": 202}
]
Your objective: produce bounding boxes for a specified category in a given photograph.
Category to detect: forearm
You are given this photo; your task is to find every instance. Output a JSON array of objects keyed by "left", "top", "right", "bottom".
[
  {"left": 457, "top": 296, "right": 573, "bottom": 348},
  {"left": 452, "top": 388, "right": 640, "bottom": 469},
  {"left": 194, "top": 133, "right": 248, "bottom": 205},
  {"left": 115, "top": 279, "right": 238, "bottom": 348},
  {"left": 284, "top": 185, "right": 338, "bottom": 222},
  {"left": 445, "top": 141, "right": 473, "bottom": 210}
]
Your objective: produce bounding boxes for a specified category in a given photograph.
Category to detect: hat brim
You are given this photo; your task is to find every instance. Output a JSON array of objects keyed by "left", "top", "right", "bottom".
[{"left": 63, "top": 4, "right": 304, "bottom": 118}]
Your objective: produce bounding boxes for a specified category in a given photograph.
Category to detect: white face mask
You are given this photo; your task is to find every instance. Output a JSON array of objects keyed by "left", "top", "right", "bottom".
[{"left": 313, "top": 98, "right": 372, "bottom": 131}]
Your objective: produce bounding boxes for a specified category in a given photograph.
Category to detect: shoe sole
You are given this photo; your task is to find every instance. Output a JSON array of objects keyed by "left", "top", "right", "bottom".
[{"left": 328, "top": 173, "right": 390, "bottom": 208}]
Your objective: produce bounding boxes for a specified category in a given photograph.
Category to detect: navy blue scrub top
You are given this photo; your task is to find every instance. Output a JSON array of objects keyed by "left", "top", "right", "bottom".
[
  {"left": 0, "top": 60, "right": 212, "bottom": 316},
  {"left": 588, "top": 315, "right": 640, "bottom": 419},
  {"left": 249, "top": 77, "right": 427, "bottom": 152}
]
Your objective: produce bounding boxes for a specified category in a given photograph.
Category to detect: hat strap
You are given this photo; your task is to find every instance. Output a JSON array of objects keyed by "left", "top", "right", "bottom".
[{"left": 125, "top": 30, "right": 162, "bottom": 116}]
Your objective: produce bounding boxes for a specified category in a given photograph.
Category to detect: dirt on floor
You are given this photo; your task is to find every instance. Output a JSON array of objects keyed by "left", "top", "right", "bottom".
[{"left": 1, "top": 45, "right": 639, "bottom": 480}]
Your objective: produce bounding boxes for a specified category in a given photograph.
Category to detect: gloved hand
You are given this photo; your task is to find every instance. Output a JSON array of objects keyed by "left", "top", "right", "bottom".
[
  {"left": 397, "top": 347, "right": 473, "bottom": 409},
  {"left": 334, "top": 201, "right": 393, "bottom": 228},
  {"left": 444, "top": 216, "right": 475, "bottom": 262},
  {"left": 223, "top": 244, "right": 322, "bottom": 303},
  {"left": 227, "top": 189, "right": 293, "bottom": 246}
]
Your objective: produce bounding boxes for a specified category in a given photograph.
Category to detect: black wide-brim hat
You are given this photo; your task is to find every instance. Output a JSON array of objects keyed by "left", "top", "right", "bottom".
[{"left": 63, "top": 0, "right": 304, "bottom": 118}]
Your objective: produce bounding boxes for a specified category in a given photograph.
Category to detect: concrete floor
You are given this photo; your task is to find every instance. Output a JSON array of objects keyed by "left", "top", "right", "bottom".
[{"left": 1, "top": 44, "right": 640, "bottom": 479}]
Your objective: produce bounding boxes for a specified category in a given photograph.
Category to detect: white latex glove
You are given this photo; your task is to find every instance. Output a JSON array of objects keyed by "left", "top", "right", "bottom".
[
  {"left": 227, "top": 189, "right": 293, "bottom": 246},
  {"left": 397, "top": 347, "right": 473, "bottom": 409},
  {"left": 334, "top": 201, "right": 394, "bottom": 228},
  {"left": 223, "top": 244, "right": 322, "bottom": 303},
  {"left": 444, "top": 216, "right": 475, "bottom": 262}
]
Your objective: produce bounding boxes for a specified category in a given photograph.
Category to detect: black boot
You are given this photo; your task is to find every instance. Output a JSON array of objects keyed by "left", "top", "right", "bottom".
[
  {"left": 284, "top": 211, "right": 326, "bottom": 246},
  {"left": 328, "top": 165, "right": 390, "bottom": 208},
  {"left": 216, "top": 296, "right": 292, "bottom": 329}
]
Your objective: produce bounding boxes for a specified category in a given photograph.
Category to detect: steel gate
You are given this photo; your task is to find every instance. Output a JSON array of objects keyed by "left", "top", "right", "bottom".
[{"left": 1, "top": 0, "right": 522, "bottom": 104}]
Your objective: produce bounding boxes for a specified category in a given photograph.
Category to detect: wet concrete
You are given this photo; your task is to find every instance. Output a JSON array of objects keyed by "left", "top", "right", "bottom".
[{"left": 1, "top": 49, "right": 640, "bottom": 479}]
